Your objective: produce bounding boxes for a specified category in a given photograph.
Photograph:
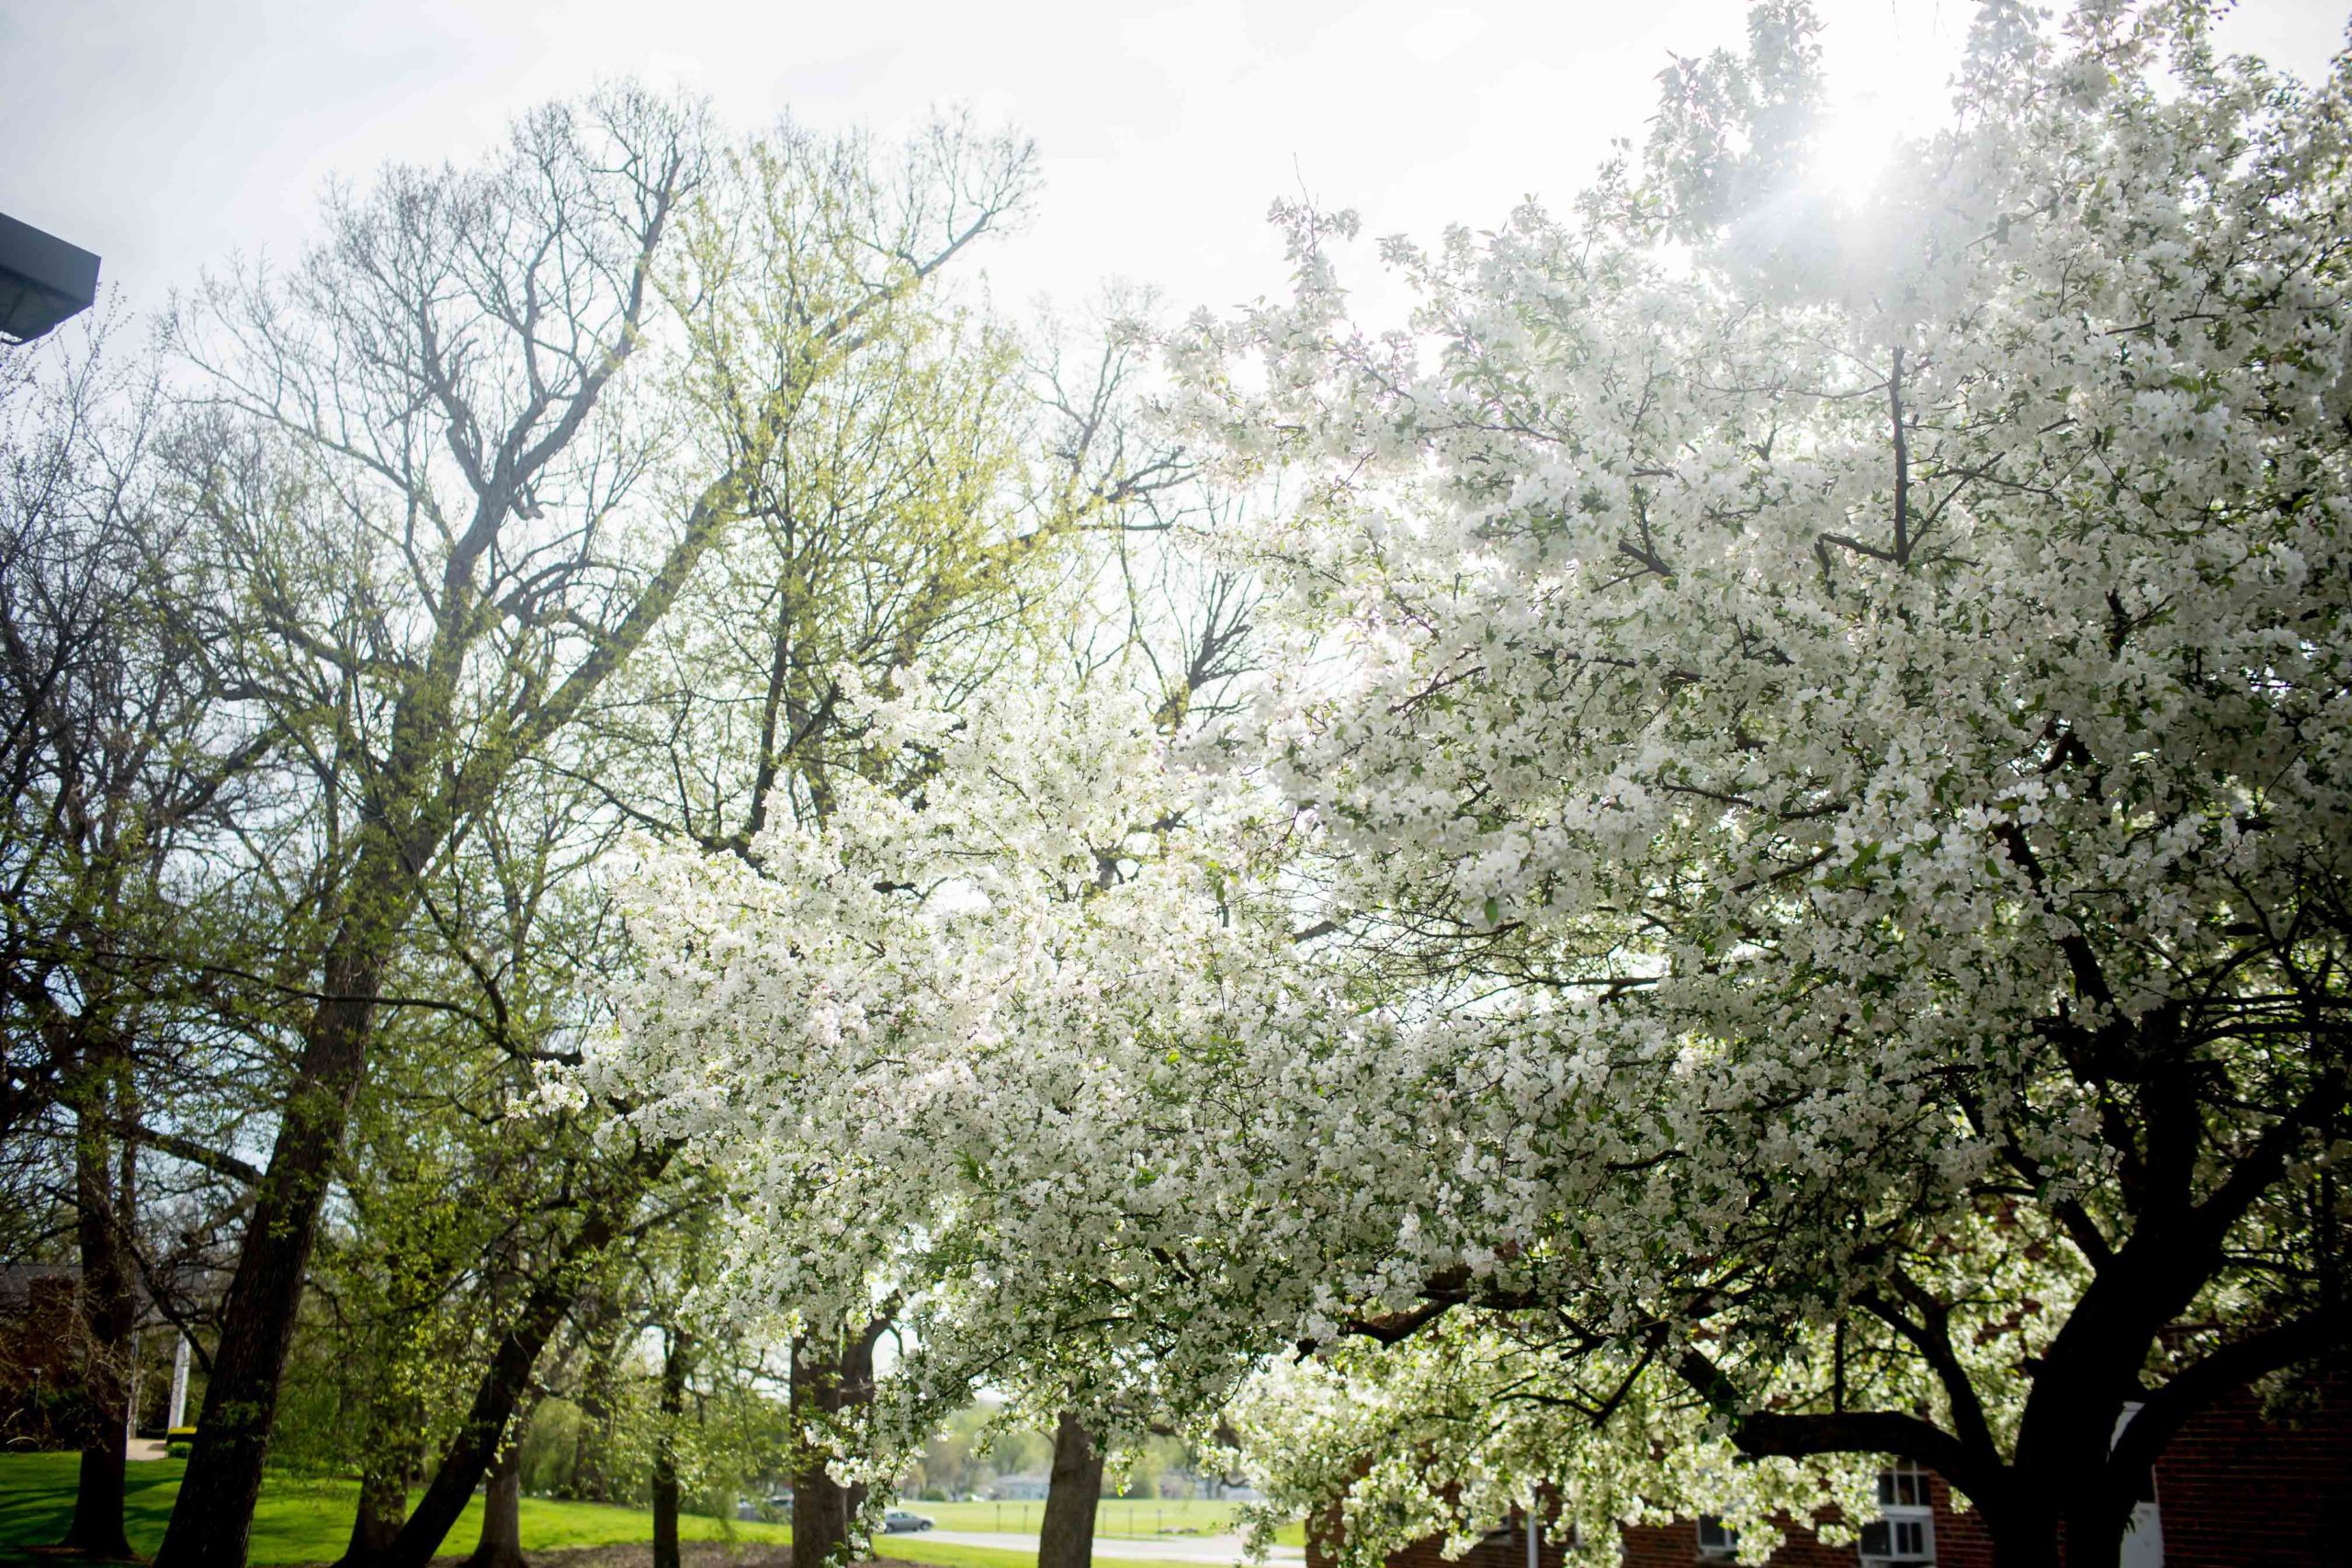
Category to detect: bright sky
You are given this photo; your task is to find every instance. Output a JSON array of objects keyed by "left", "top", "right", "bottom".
[{"left": 3, "top": 1, "right": 2345, "bottom": 329}]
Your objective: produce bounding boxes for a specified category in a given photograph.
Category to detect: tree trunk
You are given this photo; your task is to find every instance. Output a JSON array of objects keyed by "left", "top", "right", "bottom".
[
  {"left": 2057, "top": 1501, "right": 2133, "bottom": 1568},
  {"left": 60, "top": 1042, "right": 137, "bottom": 1559},
  {"left": 789, "top": 1399, "right": 851, "bottom": 1568},
  {"left": 1037, "top": 1412, "right": 1106, "bottom": 1568},
  {"left": 157, "top": 934, "right": 390, "bottom": 1568},
  {"left": 337, "top": 1453, "right": 408, "bottom": 1568},
  {"left": 1987, "top": 1528, "right": 2064, "bottom": 1568},
  {"left": 465, "top": 1441, "right": 529, "bottom": 1568},
  {"left": 790, "top": 1314, "right": 888, "bottom": 1568},
  {"left": 334, "top": 1408, "right": 424, "bottom": 1568},
  {"left": 653, "top": 1327, "right": 688, "bottom": 1568}
]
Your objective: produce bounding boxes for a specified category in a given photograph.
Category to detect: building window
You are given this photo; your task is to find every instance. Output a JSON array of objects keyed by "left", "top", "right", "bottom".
[
  {"left": 1860, "top": 1462, "right": 1935, "bottom": 1567},
  {"left": 1696, "top": 1516, "right": 1738, "bottom": 1559},
  {"left": 1875, "top": 1465, "right": 1931, "bottom": 1511},
  {"left": 1859, "top": 1514, "right": 1933, "bottom": 1564}
]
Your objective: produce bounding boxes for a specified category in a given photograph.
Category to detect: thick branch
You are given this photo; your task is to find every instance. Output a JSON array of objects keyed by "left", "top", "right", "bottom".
[
  {"left": 1677, "top": 1349, "right": 2003, "bottom": 1507},
  {"left": 1733, "top": 1409, "right": 2000, "bottom": 1506},
  {"left": 110, "top": 1119, "right": 262, "bottom": 1187},
  {"left": 2109, "top": 1313, "right": 2350, "bottom": 1487}
]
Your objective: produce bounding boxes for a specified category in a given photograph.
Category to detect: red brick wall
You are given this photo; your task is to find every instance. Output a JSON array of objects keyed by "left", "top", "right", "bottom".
[
  {"left": 1616, "top": 1471, "right": 1991, "bottom": 1568},
  {"left": 1309, "top": 1512, "right": 1567, "bottom": 1568},
  {"left": 2148, "top": 1376, "right": 2350, "bottom": 1568},
  {"left": 1382, "top": 1524, "right": 1565, "bottom": 1568},
  {"left": 1621, "top": 1518, "right": 1849, "bottom": 1568}
]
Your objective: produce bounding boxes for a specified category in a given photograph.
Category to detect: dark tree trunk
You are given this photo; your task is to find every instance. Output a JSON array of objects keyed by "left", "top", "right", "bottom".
[
  {"left": 334, "top": 1432, "right": 414, "bottom": 1568},
  {"left": 652, "top": 1327, "right": 688, "bottom": 1568},
  {"left": 790, "top": 1314, "right": 889, "bottom": 1568},
  {"left": 157, "top": 936, "right": 390, "bottom": 1568},
  {"left": 1037, "top": 1412, "right": 1105, "bottom": 1568},
  {"left": 60, "top": 1039, "right": 137, "bottom": 1560},
  {"left": 465, "top": 1441, "right": 529, "bottom": 1568},
  {"left": 1987, "top": 1527, "right": 2064, "bottom": 1568},
  {"left": 1971, "top": 1492, "right": 2060, "bottom": 1568},
  {"left": 332, "top": 1371, "right": 427, "bottom": 1568},
  {"left": 64, "top": 1437, "right": 131, "bottom": 1561},
  {"left": 789, "top": 1411, "right": 850, "bottom": 1568}
]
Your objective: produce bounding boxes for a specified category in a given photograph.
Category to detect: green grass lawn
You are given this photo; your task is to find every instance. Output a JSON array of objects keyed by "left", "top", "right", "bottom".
[
  {"left": 0, "top": 1452, "right": 1262, "bottom": 1566},
  {"left": 0, "top": 1451, "right": 788, "bottom": 1563},
  {"left": 899, "top": 1498, "right": 1302, "bottom": 1549},
  {"left": 873, "top": 1540, "right": 1173, "bottom": 1568},
  {"left": 912, "top": 1499, "right": 1236, "bottom": 1538}
]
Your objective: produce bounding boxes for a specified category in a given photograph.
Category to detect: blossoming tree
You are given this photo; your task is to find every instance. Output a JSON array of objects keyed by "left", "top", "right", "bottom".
[{"left": 594, "top": 6, "right": 2349, "bottom": 1568}]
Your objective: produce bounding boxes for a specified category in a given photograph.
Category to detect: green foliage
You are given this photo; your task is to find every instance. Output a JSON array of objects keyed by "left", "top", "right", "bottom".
[{"left": 518, "top": 1396, "right": 587, "bottom": 1495}]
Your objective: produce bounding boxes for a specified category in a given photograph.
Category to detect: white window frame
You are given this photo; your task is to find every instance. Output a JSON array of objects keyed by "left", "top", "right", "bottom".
[
  {"left": 1859, "top": 1462, "right": 1935, "bottom": 1568},
  {"left": 1696, "top": 1515, "right": 1739, "bottom": 1559}
]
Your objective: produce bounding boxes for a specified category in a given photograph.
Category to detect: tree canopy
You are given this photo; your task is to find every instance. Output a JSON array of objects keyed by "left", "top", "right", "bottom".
[
  {"left": 593, "top": 6, "right": 2352, "bottom": 1568},
  {"left": 5, "top": 7, "right": 2346, "bottom": 1568}
]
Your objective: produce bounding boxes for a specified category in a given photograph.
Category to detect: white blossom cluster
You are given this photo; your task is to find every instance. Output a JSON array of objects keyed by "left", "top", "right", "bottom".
[{"left": 587, "top": 3, "right": 2350, "bottom": 1559}]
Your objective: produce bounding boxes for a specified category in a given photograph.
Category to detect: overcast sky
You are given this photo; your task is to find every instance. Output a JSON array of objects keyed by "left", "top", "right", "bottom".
[{"left": 4, "top": 1, "right": 2346, "bottom": 330}]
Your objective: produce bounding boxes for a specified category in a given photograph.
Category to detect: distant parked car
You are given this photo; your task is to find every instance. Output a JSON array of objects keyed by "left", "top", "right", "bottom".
[{"left": 885, "top": 1509, "right": 936, "bottom": 1533}]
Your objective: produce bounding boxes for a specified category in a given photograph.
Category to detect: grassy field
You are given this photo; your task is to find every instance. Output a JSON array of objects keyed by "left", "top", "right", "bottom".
[
  {"left": 0, "top": 1451, "right": 790, "bottom": 1562},
  {"left": 910, "top": 1499, "right": 1282, "bottom": 1540},
  {"left": 906, "top": 1499, "right": 1302, "bottom": 1548},
  {"left": 876, "top": 1539, "right": 1189, "bottom": 1568},
  {"left": 0, "top": 1453, "right": 1247, "bottom": 1566}
]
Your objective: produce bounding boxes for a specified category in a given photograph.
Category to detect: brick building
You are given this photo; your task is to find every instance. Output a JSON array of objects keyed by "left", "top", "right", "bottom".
[
  {"left": 0, "top": 1262, "right": 196, "bottom": 1448},
  {"left": 1308, "top": 1379, "right": 2347, "bottom": 1568}
]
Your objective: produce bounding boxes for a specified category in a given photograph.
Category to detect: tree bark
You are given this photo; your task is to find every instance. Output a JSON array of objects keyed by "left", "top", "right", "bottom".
[
  {"left": 157, "top": 933, "right": 391, "bottom": 1568},
  {"left": 334, "top": 1400, "right": 424, "bottom": 1568},
  {"left": 465, "top": 1441, "right": 529, "bottom": 1568},
  {"left": 337, "top": 1442, "right": 413, "bottom": 1568},
  {"left": 1985, "top": 1518, "right": 2063, "bottom": 1568},
  {"left": 789, "top": 1339, "right": 852, "bottom": 1568},
  {"left": 1037, "top": 1412, "right": 1106, "bottom": 1568},
  {"left": 59, "top": 1040, "right": 137, "bottom": 1559},
  {"left": 790, "top": 1314, "right": 889, "bottom": 1568},
  {"left": 652, "top": 1327, "right": 688, "bottom": 1568}
]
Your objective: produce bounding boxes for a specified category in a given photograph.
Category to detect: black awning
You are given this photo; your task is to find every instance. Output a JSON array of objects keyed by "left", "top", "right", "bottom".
[{"left": 0, "top": 211, "right": 102, "bottom": 344}]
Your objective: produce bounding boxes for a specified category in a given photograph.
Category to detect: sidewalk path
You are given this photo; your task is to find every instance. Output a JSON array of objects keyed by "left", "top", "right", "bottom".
[{"left": 917, "top": 1531, "right": 1306, "bottom": 1566}]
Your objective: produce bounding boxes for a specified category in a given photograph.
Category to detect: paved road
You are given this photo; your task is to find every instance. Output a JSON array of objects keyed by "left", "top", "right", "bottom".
[{"left": 918, "top": 1530, "right": 1306, "bottom": 1565}]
